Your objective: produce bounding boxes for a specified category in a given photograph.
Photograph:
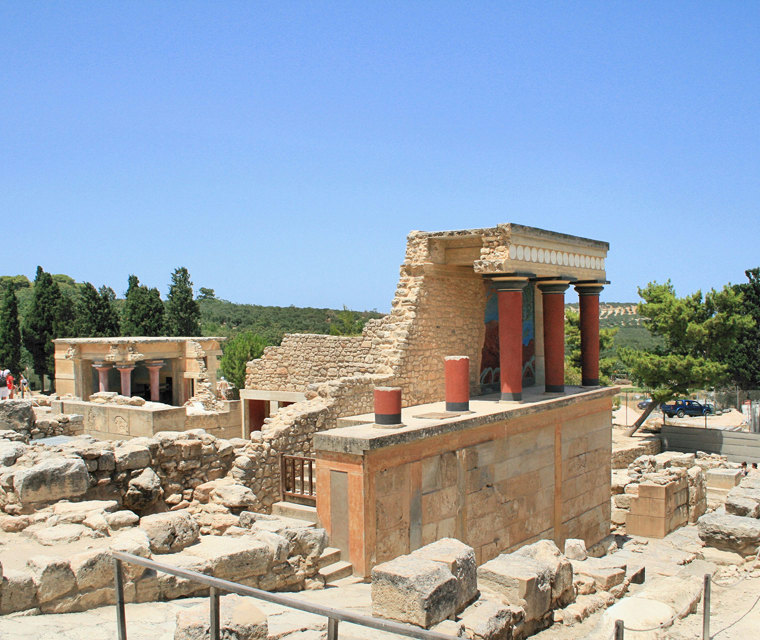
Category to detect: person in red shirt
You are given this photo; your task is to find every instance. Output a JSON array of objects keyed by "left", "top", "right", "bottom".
[{"left": 6, "top": 373, "right": 14, "bottom": 399}]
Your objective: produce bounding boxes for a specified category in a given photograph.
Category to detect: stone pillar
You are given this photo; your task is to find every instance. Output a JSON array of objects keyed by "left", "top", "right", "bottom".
[
  {"left": 116, "top": 364, "right": 135, "bottom": 398},
  {"left": 92, "top": 362, "right": 111, "bottom": 393},
  {"left": 374, "top": 387, "right": 402, "bottom": 427},
  {"left": 491, "top": 277, "right": 531, "bottom": 401},
  {"left": 145, "top": 360, "right": 164, "bottom": 402},
  {"left": 538, "top": 281, "right": 570, "bottom": 393},
  {"left": 575, "top": 283, "right": 605, "bottom": 386},
  {"left": 444, "top": 356, "right": 470, "bottom": 412}
]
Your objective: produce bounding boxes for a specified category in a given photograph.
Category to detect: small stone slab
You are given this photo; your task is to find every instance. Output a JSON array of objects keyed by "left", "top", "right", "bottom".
[
  {"left": 175, "top": 593, "right": 268, "bottom": 639},
  {"left": 697, "top": 511, "right": 760, "bottom": 556},
  {"left": 372, "top": 554, "right": 458, "bottom": 628},
  {"left": 570, "top": 558, "right": 625, "bottom": 591},
  {"left": 413, "top": 411, "right": 472, "bottom": 420}
]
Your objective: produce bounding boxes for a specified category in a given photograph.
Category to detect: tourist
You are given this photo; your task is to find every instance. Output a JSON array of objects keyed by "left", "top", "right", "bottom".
[
  {"left": 6, "top": 371, "right": 13, "bottom": 399},
  {"left": 0, "top": 369, "right": 8, "bottom": 401},
  {"left": 217, "top": 376, "right": 230, "bottom": 400},
  {"left": 741, "top": 461, "right": 749, "bottom": 476},
  {"left": 752, "top": 463, "right": 758, "bottom": 472},
  {"left": 19, "top": 374, "right": 29, "bottom": 398}
]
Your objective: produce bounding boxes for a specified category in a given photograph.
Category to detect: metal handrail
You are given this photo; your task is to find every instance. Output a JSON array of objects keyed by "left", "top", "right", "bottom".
[{"left": 112, "top": 550, "right": 458, "bottom": 640}]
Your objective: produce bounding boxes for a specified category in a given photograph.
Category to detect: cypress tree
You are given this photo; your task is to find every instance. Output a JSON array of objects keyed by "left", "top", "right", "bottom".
[
  {"left": 22, "top": 266, "right": 62, "bottom": 392},
  {"left": 166, "top": 267, "right": 201, "bottom": 336},
  {"left": 122, "top": 275, "right": 165, "bottom": 336},
  {"left": 75, "top": 282, "right": 101, "bottom": 337},
  {"left": 0, "top": 285, "right": 22, "bottom": 375},
  {"left": 97, "top": 286, "right": 121, "bottom": 337}
]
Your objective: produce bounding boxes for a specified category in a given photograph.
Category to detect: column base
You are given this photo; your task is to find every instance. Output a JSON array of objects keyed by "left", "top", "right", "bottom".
[
  {"left": 446, "top": 401, "right": 470, "bottom": 412},
  {"left": 582, "top": 378, "right": 600, "bottom": 387},
  {"left": 375, "top": 413, "right": 402, "bottom": 426},
  {"left": 500, "top": 391, "right": 522, "bottom": 401},
  {"left": 545, "top": 385, "right": 564, "bottom": 393}
]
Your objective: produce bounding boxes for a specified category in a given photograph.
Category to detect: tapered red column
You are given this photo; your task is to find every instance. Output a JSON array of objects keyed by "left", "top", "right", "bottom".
[
  {"left": 575, "top": 283, "right": 605, "bottom": 386},
  {"left": 444, "top": 356, "right": 470, "bottom": 411},
  {"left": 489, "top": 277, "right": 531, "bottom": 401},
  {"left": 92, "top": 363, "right": 111, "bottom": 393},
  {"left": 146, "top": 360, "right": 164, "bottom": 402},
  {"left": 116, "top": 365, "right": 134, "bottom": 397},
  {"left": 538, "top": 282, "right": 570, "bottom": 393}
]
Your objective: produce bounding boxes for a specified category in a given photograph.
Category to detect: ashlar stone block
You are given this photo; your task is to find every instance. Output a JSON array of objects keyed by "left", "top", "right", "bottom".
[
  {"left": 371, "top": 554, "right": 458, "bottom": 628},
  {"left": 477, "top": 555, "right": 551, "bottom": 624},
  {"left": 411, "top": 537, "right": 478, "bottom": 613}
]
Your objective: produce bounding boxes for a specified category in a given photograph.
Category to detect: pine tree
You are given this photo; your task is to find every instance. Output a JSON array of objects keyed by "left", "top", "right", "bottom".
[
  {"left": 97, "top": 286, "right": 121, "bottom": 337},
  {"left": 166, "top": 267, "right": 201, "bottom": 336},
  {"left": 0, "top": 285, "right": 22, "bottom": 375},
  {"left": 22, "top": 267, "right": 63, "bottom": 392},
  {"left": 122, "top": 275, "right": 165, "bottom": 336},
  {"left": 75, "top": 282, "right": 101, "bottom": 337}
]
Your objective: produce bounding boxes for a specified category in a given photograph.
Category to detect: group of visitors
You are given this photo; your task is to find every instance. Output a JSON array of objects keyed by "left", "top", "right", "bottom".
[
  {"left": 740, "top": 461, "right": 759, "bottom": 476},
  {"left": 0, "top": 369, "right": 29, "bottom": 400}
]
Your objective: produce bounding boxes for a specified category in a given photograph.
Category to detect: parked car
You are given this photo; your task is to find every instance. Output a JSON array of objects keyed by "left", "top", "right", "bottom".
[
  {"left": 660, "top": 399, "right": 709, "bottom": 418},
  {"left": 637, "top": 398, "right": 654, "bottom": 410},
  {"left": 704, "top": 402, "right": 717, "bottom": 415}
]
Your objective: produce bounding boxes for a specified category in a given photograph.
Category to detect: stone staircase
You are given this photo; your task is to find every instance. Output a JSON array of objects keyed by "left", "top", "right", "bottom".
[{"left": 271, "top": 501, "right": 357, "bottom": 583}]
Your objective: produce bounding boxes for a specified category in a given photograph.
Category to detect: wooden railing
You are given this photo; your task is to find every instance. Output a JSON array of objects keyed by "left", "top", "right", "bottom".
[{"left": 280, "top": 454, "right": 316, "bottom": 503}]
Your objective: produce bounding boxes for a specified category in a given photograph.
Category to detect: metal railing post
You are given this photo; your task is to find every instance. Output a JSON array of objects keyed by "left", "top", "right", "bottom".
[
  {"left": 614, "top": 619, "right": 624, "bottom": 639},
  {"left": 210, "top": 586, "right": 220, "bottom": 640},
  {"left": 327, "top": 616, "right": 339, "bottom": 640},
  {"left": 113, "top": 557, "right": 127, "bottom": 640},
  {"left": 703, "top": 573, "right": 711, "bottom": 640}
]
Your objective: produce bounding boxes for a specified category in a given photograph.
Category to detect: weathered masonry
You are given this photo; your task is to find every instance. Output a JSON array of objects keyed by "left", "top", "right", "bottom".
[{"left": 244, "top": 224, "right": 613, "bottom": 574}]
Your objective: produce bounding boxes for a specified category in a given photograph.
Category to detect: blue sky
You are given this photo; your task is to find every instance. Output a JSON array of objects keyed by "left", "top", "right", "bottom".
[{"left": 2, "top": 2, "right": 758, "bottom": 311}]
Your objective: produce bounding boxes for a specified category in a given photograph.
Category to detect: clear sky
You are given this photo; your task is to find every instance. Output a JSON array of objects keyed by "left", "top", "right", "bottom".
[{"left": 2, "top": 2, "right": 758, "bottom": 311}]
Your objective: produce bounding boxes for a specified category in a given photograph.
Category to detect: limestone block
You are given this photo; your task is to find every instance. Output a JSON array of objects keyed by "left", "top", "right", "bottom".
[
  {"left": 13, "top": 457, "right": 89, "bottom": 504},
  {"left": 706, "top": 468, "right": 743, "bottom": 490},
  {"left": 157, "top": 554, "right": 209, "bottom": 600},
  {"left": 26, "top": 555, "right": 76, "bottom": 603},
  {"left": 371, "top": 555, "right": 458, "bottom": 628},
  {"left": 0, "top": 400, "right": 34, "bottom": 432},
  {"left": 52, "top": 499, "right": 119, "bottom": 523},
  {"left": 182, "top": 535, "right": 271, "bottom": 580},
  {"left": 697, "top": 511, "right": 760, "bottom": 556},
  {"left": 411, "top": 538, "right": 477, "bottom": 613},
  {"left": 70, "top": 549, "right": 113, "bottom": 591},
  {"left": 140, "top": 509, "right": 200, "bottom": 554},
  {"left": 114, "top": 442, "right": 152, "bottom": 471},
  {"left": 109, "top": 528, "right": 152, "bottom": 581},
  {"left": 31, "top": 523, "right": 94, "bottom": 546},
  {"left": 725, "top": 484, "right": 760, "bottom": 518},
  {"left": 124, "top": 467, "right": 163, "bottom": 510},
  {"left": 458, "top": 597, "right": 513, "bottom": 640},
  {"left": 174, "top": 594, "right": 267, "bottom": 640},
  {"left": 563, "top": 539, "right": 587, "bottom": 561},
  {"left": 513, "top": 540, "right": 574, "bottom": 609},
  {"left": 570, "top": 558, "right": 625, "bottom": 591},
  {"left": 212, "top": 483, "right": 257, "bottom": 509},
  {"left": 599, "top": 597, "right": 675, "bottom": 639},
  {"left": 105, "top": 509, "right": 140, "bottom": 530},
  {"left": 0, "top": 569, "right": 37, "bottom": 614},
  {"left": 476, "top": 555, "right": 551, "bottom": 623},
  {"left": 0, "top": 440, "right": 27, "bottom": 466}
]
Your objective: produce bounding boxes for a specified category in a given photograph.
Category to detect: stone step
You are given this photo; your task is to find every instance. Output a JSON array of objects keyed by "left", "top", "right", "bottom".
[
  {"left": 317, "top": 546, "right": 342, "bottom": 569},
  {"left": 271, "top": 501, "right": 319, "bottom": 525},
  {"left": 319, "top": 560, "right": 353, "bottom": 583}
]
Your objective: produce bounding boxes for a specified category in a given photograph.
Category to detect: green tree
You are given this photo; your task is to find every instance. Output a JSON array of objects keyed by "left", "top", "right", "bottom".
[
  {"left": 166, "top": 267, "right": 201, "bottom": 336},
  {"left": 0, "top": 285, "right": 22, "bottom": 374},
  {"left": 197, "top": 287, "right": 216, "bottom": 300},
  {"left": 219, "top": 331, "right": 267, "bottom": 391},
  {"left": 75, "top": 283, "right": 121, "bottom": 337},
  {"left": 620, "top": 280, "right": 753, "bottom": 433},
  {"left": 726, "top": 267, "right": 760, "bottom": 390},
  {"left": 122, "top": 275, "right": 165, "bottom": 336},
  {"left": 328, "top": 306, "right": 366, "bottom": 336},
  {"left": 22, "top": 267, "right": 63, "bottom": 392},
  {"left": 564, "top": 310, "right": 617, "bottom": 385}
]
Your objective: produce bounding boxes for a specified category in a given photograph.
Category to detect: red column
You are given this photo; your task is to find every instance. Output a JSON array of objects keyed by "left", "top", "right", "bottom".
[
  {"left": 374, "top": 387, "right": 402, "bottom": 426},
  {"left": 575, "top": 283, "right": 605, "bottom": 386},
  {"left": 491, "top": 277, "right": 530, "bottom": 401},
  {"left": 92, "top": 363, "right": 111, "bottom": 392},
  {"left": 146, "top": 360, "right": 164, "bottom": 402},
  {"left": 539, "top": 282, "right": 570, "bottom": 393},
  {"left": 116, "top": 365, "right": 135, "bottom": 397},
  {"left": 444, "top": 356, "right": 470, "bottom": 411}
]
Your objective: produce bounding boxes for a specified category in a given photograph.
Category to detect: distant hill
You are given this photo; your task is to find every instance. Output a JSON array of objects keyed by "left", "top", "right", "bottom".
[{"left": 566, "top": 301, "right": 661, "bottom": 353}]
